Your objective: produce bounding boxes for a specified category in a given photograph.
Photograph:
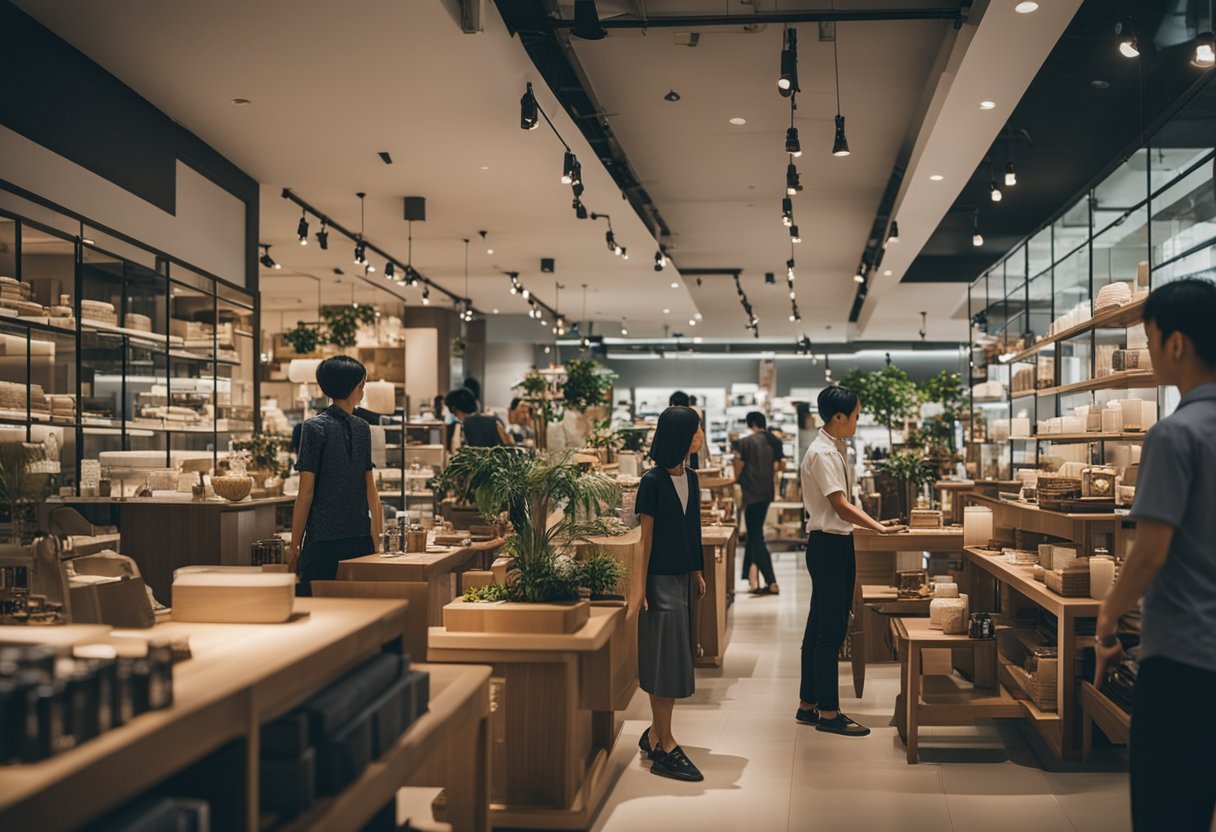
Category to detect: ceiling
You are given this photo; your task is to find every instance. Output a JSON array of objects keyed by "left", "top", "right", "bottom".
[
  {"left": 905, "top": 0, "right": 1216, "bottom": 285},
  {"left": 15, "top": 0, "right": 1091, "bottom": 344}
]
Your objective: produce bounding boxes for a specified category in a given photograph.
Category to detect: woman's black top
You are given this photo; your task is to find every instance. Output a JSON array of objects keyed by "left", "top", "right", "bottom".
[
  {"left": 461, "top": 414, "right": 504, "bottom": 447},
  {"left": 635, "top": 467, "right": 704, "bottom": 575}
]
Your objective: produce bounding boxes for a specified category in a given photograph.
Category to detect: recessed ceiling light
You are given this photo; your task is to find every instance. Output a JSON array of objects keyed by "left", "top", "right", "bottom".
[
  {"left": 979, "top": 100, "right": 996, "bottom": 110},
  {"left": 729, "top": 117, "right": 747, "bottom": 126},
  {"left": 884, "top": 269, "right": 893, "bottom": 276},
  {"left": 1091, "top": 79, "right": 1110, "bottom": 89},
  {"left": 479, "top": 165, "right": 490, "bottom": 170},
  {"left": 663, "top": 308, "right": 671, "bottom": 314},
  {"left": 665, "top": 90, "right": 681, "bottom": 102},
  {"left": 492, "top": 308, "right": 500, "bottom": 314},
  {"left": 1014, "top": 1, "right": 1038, "bottom": 13},
  {"left": 930, "top": 174, "right": 944, "bottom": 181},
  {"left": 229, "top": 97, "right": 251, "bottom": 105},
  {"left": 671, "top": 282, "right": 679, "bottom": 289},
  {"left": 487, "top": 248, "right": 495, "bottom": 255}
]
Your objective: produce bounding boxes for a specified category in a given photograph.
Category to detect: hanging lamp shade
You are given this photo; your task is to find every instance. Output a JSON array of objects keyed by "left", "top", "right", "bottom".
[
  {"left": 363, "top": 379, "right": 396, "bottom": 415},
  {"left": 288, "top": 359, "right": 321, "bottom": 384}
]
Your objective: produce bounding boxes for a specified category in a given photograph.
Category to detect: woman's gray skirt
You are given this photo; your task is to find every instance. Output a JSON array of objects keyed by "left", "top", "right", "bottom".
[{"left": 638, "top": 571, "right": 696, "bottom": 699}]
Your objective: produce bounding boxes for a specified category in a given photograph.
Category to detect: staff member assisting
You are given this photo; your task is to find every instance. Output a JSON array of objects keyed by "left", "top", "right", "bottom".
[{"left": 797, "top": 386, "right": 904, "bottom": 736}]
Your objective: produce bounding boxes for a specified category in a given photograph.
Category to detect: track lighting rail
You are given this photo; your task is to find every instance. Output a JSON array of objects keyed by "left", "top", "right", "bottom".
[{"left": 546, "top": 7, "right": 967, "bottom": 30}]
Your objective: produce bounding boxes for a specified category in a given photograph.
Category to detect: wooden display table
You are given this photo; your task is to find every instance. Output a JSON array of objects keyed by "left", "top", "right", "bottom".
[
  {"left": 851, "top": 526, "right": 964, "bottom": 588},
  {"left": 892, "top": 617, "right": 1022, "bottom": 764},
  {"left": 43, "top": 495, "right": 295, "bottom": 601},
  {"left": 427, "top": 606, "right": 626, "bottom": 830},
  {"left": 0, "top": 599, "right": 492, "bottom": 832},
  {"left": 962, "top": 546, "right": 1102, "bottom": 760},
  {"left": 696, "top": 524, "right": 738, "bottom": 667},
  {"left": 849, "top": 585, "right": 932, "bottom": 697},
  {"left": 1080, "top": 681, "right": 1131, "bottom": 762}
]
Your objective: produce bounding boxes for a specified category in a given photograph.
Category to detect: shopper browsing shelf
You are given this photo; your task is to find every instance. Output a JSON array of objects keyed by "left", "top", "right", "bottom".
[
  {"left": 288, "top": 356, "right": 383, "bottom": 596},
  {"left": 668, "top": 390, "right": 702, "bottom": 469},
  {"left": 1094, "top": 278, "right": 1216, "bottom": 832},
  {"left": 634, "top": 406, "right": 708, "bottom": 782},
  {"left": 733, "top": 411, "right": 785, "bottom": 595},
  {"left": 445, "top": 387, "right": 513, "bottom": 448},
  {"left": 798, "top": 386, "right": 906, "bottom": 736}
]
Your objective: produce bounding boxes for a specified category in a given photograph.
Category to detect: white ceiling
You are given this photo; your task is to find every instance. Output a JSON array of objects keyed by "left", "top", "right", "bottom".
[{"left": 15, "top": 0, "right": 1082, "bottom": 343}]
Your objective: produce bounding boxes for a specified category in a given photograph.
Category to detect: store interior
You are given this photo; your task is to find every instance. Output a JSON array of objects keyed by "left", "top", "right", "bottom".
[{"left": 1, "top": 0, "right": 1215, "bottom": 829}]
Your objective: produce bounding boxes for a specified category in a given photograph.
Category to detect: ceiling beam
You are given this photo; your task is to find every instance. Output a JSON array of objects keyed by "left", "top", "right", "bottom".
[{"left": 546, "top": 7, "right": 968, "bottom": 30}]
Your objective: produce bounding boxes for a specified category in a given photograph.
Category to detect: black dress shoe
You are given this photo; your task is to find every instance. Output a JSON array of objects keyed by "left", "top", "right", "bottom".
[
  {"left": 795, "top": 708, "right": 819, "bottom": 725},
  {"left": 638, "top": 727, "right": 662, "bottom": 761},
  {"left": 816, "top": 713, "right": 871, "bottom": 737},
  {"left": 651, "top": 745, "right": 704, "bottom": 782}
]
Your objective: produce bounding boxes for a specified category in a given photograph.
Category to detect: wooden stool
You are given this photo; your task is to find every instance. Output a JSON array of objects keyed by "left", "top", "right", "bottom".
[
  {"left": 850, "top": 585, "right": 932, "bottom": 698},
  {"left": 891, "top": 617, "right": 1023, "bottom": 763}
]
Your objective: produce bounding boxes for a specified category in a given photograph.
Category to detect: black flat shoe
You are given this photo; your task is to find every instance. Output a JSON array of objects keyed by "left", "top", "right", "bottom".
[
  {"left": 795, "top": 708, "right": 819, "bottom": 725},
  {"left": 750, "top": 585, "right": 780, "bottom": 596},
  {"left": 815, "top": 713, "right": 871, "bottom": 737},
  {"left": 638, "top": 727, "right": 662, "bottom": 761},
  {"left": 651, "top": 745, "right": 704, "bottom": 782}
]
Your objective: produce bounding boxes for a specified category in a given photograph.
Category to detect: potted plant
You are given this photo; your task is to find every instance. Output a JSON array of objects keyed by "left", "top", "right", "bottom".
[
  {"left": 320, "top": 304, "right": 377, "bottom": 349},
  {"left": 585, "top": 418, "right": 621, "bottom": 465},
  {"left": 439, "top": 446, "right": 624, "bottom": 633},
  {"left": 282, "top": 321, "right": 321, "bottom": 356},
  {"left": 840, "top": 364, "right": 921, "bottom": 451},
  {"left": 561, "top": 358, "right": 616, "bottom": 414},
  {"left": 616, "top": 426, "right": 649, "bottom": 477},
  {"left": 884, "top": 448, "right": 937, "bottom": 522},
  {"left": 575, "top": 551, "right": 628, "bottom": 603},
  {"left": 0, "top": 444, "right": 54, "bottom": 544},
  {"left": 514, "top": 371, "right": 560, "bottom": 452},
  {"left": 231, "top": 433, "right": 290, "bottom": 493}
]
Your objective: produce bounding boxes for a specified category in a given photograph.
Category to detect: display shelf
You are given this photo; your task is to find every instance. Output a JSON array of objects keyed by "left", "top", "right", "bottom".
[
  {"left": 1080, "top": 680, "right": 1130, "bottom": 760},
  {"left": 1002, "top": 296, "right": 1147, "bottom": 364},
  {"left": 1036, "top": 370, "right": 1156, "bottom": 398},
  {"left": 997, "top": 657, "right": 1061, "bottom": 723},
  {"left": 1035, "top": 432, "right": 1147, "bottom": 443}
]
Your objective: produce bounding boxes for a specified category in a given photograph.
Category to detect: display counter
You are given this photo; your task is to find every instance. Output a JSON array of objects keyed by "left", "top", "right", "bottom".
[
  {"left": 41, "top": 496, "right": 294, "bottom": 601},
  {"left": 0, "top": 598, "right": 492, "bottom": 831},
  {"left": 696, "top": 524, "right": 737, "bottom": 668}
]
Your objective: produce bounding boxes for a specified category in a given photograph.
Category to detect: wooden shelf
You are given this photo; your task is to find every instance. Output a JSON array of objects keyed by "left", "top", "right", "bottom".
[
  {"left": 964, "top": 546, "right": 1103, "bottom": 617},
  {"left": 1003, "top": 297, "right": 1147, "bottom": 364},
  {"left": 1080, "top": 680, "right": 1130, "bottom": 754},
  {"left": 1036, "top": 370, "right": 1156, "bottom": 398},
  {"left": 1036, "top": 432, "right": 1147, "bottom": 443}
]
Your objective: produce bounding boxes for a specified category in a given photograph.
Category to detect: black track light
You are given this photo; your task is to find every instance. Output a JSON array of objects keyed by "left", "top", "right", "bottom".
[
  {"left": 574, "top": 199, "right": 588, "bottom": 220},
  {"left": 605, "top": 230, "right": 616, "bottom": 253},
  {"left": 1116, "top": 22, "right": 1139, "bottom": 58},
  {"left": 421, "top": 286, "right": 430, "bottom": 305},
  {"left": 786, "top": 126, "right": 802, "bottom": 158},
  {"left": 1193, "top": 31, "right": 1215, "bottom": 68},
  {"left": 520, "top": 82, "right": 539, "bottom": 130},
  {"left": 654, "top": 250, "right": 668, "bottom": 271},
  {"left": 778, "top": 28, "right": 798, "bottom": 97},
  {"left": 561, "top": 151, "right": 577, "bottom": 185},
  {"left": 385, "top": 262, "right": 395, "bottom": 280},
  {"left": 832, "top": 114, "right": 850, "bottom": 157},
  {"left": 990, "top": 181, "right": 1003, "bottom": 202},
  {"left": 315, "top": 220, "right": 329, "bottom": 250},
  {"left": 972, "top": 209, "right": 984, "bottom": 247},
  {"left": 571, "top": 159, "right": 582, "bottom": 187},
  {"left": 1004, "top": 162, "right": 1017, "bottom": 187},
  {"left": 353, "top": 240, "right": 367, "bottom": 266},
  {"left": 790, "top": 225, "right": 802, "bottom": 244},
  {"left": 572, "top": 0, "right": 607, "bottom": 40},
  {"left": 786, "top": 163, "right": 802, "bottom": 195},
  {"left": 782, "top": 197, "right": 793, "bottom": 227},
  {"left": 786, "top": 258, "right": 796, "bottom": 280},
  {"left": 258, "top": 244, "right": 280, "bottom": 270},
  {"left": 887, "top": 221, "right": 900, "bottom": 244},
  {"left": 297, "top": 211, "right": 309, "bottom": 246}
]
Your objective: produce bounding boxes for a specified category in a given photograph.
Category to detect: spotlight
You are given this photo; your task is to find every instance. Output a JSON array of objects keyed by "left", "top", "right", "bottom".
[
  {"left": 385, "top": 262, "right": 396, "bottom": 279},
  {"left": 832, "top": 114, "right": 850, "bottom": 157},
  {"left": 1004, "top": 162, "right": 1017, "bottom": 187},
  {"left": 853, "top": 269, "right": 865, "bottom": 284},
  {"left": 782, "top": 197, "right": 794, "bottom": 227},
  {"left": 654, "top": 251, "right": 667, "bottom": 271},
  {"left": 786, "top": 163, "right": 801, "bottom": 195},
  {"left": 786, "top": 126, "right": 802, "bottom": 157},
  {"left": 367, "top": 263, "right": 376, "bottom": 274},
  {"left": 421, "top": 287, "right": 430, "bottom": 305},
  {"left": 777, "top": 28, "right": 798, "bottom": 96},
  {"left": 572, "top": 0, "right": 607, "bottom": 40},
  {"left": 990, "top": 182, "right": 1003, "bottom": 202},
  {"left": 354, "top": 240, "right": 367, "bottom": 265},
  {"left": 297, "top": 212, "right": 309, "bottom": 245},
  {"left": 574, "top": 199, "right": 588, "bottom": 220},
  {"left": 621, "top": 248, "right": 629, "bottom": 260},
  {"left": 621, "top": 322, "right": 629, "bottom": 336},
  {"left": 790, "top": 225, "right": 801, "bottom": 244},
  {"left": 258, "top": 244, "right": 278, "bottom": 270},
  {"left": 522, "top": 288, "right": 531, "bottom": 300},
  {"left": 561, "top": 151, "right": 576, "bottom": 185},
  {"left": 520, "top": 82, "right": 539, "bottom": 130},
  {"left": 789, "top": 290, "right": 797, "bottom": 300},
  {"left": 887, "top": 221, "right": 900, "bottom": 244},
  {"left": 787, "top": 258, "right": 796, "bottom": 280},
  {"left": 1117, "top": 22, "right": 1140, "bottom": 58},
  {"left": 605, "top": 230, "right": 616, "bottom": 253},
  {"left": 315, "top": 220, "right": 329, "bottom": 250},
  {"left": 1194, "top": 32, "right": 1215, "bottom": 68},
  {"left": 765, "top": 272, "right": 776, "bottom": 285},
  {"left": 973, "top": 232, "right": 984, "bottom": 247}
]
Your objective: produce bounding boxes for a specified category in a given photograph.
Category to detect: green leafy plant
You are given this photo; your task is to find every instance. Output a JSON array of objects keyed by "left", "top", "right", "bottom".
[
  {"left": 282, "top": 321, "right": 320, "bottom": 355},
  {"left": 586, "top": 418, "right": 621, "bottom": 453},
  {"left": 561, "top": 358, "right": 616, "bottom": 414},
  {"left": 616, "top": 427, "right": 649, "bottom": 454},
  {"left": 913, "top": 369, "right": 965, "bottom": 455},
  {"left": 231, "top": 433, "right": 290, "bottom": 478},
  {"left": 840, "top": 365, "right": 921, "bottom": 450},
  {"left": 321, "top": 304, "right": 377, "bottom": 349},
  {"left": 462, "top": 583, "right": 511, "bottom": 603},
  {"left": 0, "top": 444, "right": 54, "bottom": 543},
  {"left": 437, "top": 446, "right": 624, "bottom": 602},
  {"left": 884, "top": 448, "right": 937, "bottom": 520},
  {"left": 575, "top": 552, "right": 628, "bottom": 597}
]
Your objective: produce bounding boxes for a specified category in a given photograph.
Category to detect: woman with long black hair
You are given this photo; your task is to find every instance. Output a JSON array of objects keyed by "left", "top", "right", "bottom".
[{"left": 634, "top": 405, "right": 707, "bottom": 781}]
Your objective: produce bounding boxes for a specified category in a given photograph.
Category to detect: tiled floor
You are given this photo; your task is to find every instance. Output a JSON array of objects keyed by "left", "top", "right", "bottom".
[{"left": 589, "top": 549, "right": 1134, "bottom": 832}]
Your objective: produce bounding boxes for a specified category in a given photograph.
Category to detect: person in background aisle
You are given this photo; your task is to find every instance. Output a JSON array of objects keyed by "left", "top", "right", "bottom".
[
  {"left": 634, "top": 406, "right": 708, "bottom": 782},
  {"left": 288, "top": 356, "right": 383, "bottom": 596},
  {"left": 462, "top": 377, "right": 482, "bottom": 408},
  {"left": 668, "top": 391, "right": 702, "bottom": 469},
  {"left": 733, "top": 411, "right": 784, "bottom": 595},
  {"left": 506, "top": 397, "right": 534, "bottom": 445},
  {"left": 798, "top": 386, "right": 905, "bottom": 736},
  {"left": 1093, "top": 278, "right": 1216, "bottom": 832},
  {"left": 445, "top": 387, "right": 513, "bottom": 448}
]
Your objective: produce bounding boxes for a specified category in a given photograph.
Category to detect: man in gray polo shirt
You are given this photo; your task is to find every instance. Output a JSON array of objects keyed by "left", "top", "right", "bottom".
[
  {"left": 733, "top": 411, "right": 785, "bottom": 594},
  {"left": 1095, "top": 278, "right": 1216, "bottom": 832}
]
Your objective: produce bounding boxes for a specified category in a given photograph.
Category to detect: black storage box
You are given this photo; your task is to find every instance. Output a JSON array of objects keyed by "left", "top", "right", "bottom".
[
  {"left": 260, "top": 746, "right": 316, "bottom": 816},
  {"left": 316, "top": 712, "right": 372, "bottom": 795},
  {"left": 302, "top": 653, "right": 403, "bottom": 743},
  {"left": 261, "top": 712, "right": 310, "bottom": 757}
]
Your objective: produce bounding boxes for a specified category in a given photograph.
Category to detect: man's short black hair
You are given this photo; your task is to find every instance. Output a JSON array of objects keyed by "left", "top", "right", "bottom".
[
  {"left": 649, "top": 406, "right": 701, "bottom": 469},
  {"left": 746, "top": 411, "right": 767, "bottom": 429},
  {"left": 1144, "top": 278, "right": 1216, "bottom": 368},
  {"left": 669, "top": 390, "right": 691, "bottom": 407},
  {"left": 462, "top": 377, "right": 482, "bottom": 401},
  {"left": 509, "top": 397, "right": 522, "bottom": 411},
  {"left": 315, "top": 355, "right": 367, "bottom": 400},
  {"left": 445, "top": 387, "right": 478, "bottom": 416},
  {"left": 689, "top": 394, "right": 699, "bottom": 406},
  {"left": 818, "top": 385, "right": 860, "bottom": 423}
]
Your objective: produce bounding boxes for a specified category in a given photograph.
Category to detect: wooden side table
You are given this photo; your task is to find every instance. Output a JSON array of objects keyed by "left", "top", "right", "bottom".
[
  {"left": 892, "top": 617, "right": 1023, "bottom": 763},
  {"left": 849, "top": 585, "right": 931, "bottom": 697}
]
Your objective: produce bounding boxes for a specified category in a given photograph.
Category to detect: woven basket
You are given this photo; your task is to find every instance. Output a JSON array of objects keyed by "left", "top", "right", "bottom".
[
  {"left": 1038, "top": 476, "right": 1081, "bottom": 510},
  {"left": 212, "top": 476, "right": 253, "bottom": 502}
]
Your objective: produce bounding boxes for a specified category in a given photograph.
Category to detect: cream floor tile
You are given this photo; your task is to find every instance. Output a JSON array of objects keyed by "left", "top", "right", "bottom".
[
  {"left": 788, "top": 764, "right": 952, "bottom": 832},
  {"left": 1040, "top": 771, "right": 1131, "bottom": 832},
  {"left": 940, "top": 762, "right": 1076, "bottom": 831}
]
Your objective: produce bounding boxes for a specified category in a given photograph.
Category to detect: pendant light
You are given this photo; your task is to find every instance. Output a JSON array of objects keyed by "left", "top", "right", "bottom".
[
  {"left": 972, "top": 210, "right": 984, "bottom": 247},
  {"left": 831, "top": 14, "right": 850, "bottom": 157},
  {"left": 1116, "top": 21, "right": 1139, "bottom": 58}
]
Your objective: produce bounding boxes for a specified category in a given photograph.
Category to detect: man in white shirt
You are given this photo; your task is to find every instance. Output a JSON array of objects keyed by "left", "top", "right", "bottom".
[{"left": 797, "top": 386, "right": 904, "bottom": 736}]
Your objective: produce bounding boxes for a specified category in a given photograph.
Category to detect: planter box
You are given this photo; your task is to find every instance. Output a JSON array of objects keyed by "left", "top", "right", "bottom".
[
  {"left": 439, "top": 502, "right": 483, "bottom": 531},
  {"left": 443, "top": 599, "right": 591, "bottom": 634}
]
